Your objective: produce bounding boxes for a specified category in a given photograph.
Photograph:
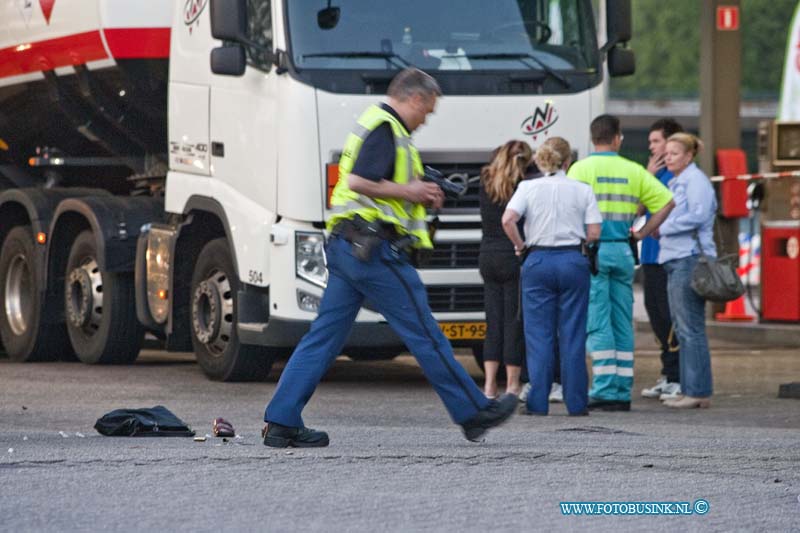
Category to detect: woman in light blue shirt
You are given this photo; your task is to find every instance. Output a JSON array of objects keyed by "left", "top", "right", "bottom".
[{"left": 658, "top": 133, "right": 717, "bottom": 409}]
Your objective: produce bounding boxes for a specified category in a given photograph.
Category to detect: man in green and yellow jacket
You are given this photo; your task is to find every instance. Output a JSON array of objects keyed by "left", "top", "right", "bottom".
[{"left": 568, "top": 115, "right": 675, "bottom": 411}]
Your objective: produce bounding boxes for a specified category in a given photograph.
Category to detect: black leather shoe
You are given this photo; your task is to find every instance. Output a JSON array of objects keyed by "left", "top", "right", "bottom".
[
  {"left": 586, "top": 399, "right": 631, "bottom": 412},
  {"left": 461, "top": 393, "right": 517, "bottom": 442},
  {"left": 262, "top": 422, "right": 330, "bottom": 448}
]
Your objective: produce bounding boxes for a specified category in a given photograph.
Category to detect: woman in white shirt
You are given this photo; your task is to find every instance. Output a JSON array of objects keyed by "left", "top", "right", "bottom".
[{"left": 502, "top": 137, "right": 602, "bottom": 416}]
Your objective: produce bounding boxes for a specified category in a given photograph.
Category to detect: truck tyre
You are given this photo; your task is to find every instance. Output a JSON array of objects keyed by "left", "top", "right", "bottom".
[
  {"left": 190, "top": 238, "right": 274, "bottom": 381},
  {"left": 0, "top": 226, "right": 71, "bottom": 362},
  {"left": 65, "top": 230, "right": 144, "bottom": 364}
]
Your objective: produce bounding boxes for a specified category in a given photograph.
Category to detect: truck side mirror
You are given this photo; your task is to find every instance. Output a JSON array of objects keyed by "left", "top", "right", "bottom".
[
  {"left": 210, "top": 0, "right": 247, "bottom": 42},
  {"left": 608, "top": 47, "right": 635, "bottom": 77},
  {"left": 606, "top": 0, "right": 632, "bottom": 45},
  {"left": 603, "top": 0, "right": 634, "bottom": 77},
  {"left": 211, "top": 45, "right": 246, "bottom": 76}
]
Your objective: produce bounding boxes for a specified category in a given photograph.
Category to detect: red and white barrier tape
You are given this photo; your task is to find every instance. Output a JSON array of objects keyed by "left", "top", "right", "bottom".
[{"left": 710, "top": 170, "right": 800, "bottom": 183}]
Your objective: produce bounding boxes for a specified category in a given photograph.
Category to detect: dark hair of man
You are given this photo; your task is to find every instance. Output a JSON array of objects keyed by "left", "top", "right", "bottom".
[
  {"left": 387, "top": 68, "right": 442, "bottom": 101},
  {"left": 649, "top": 118, "right": 684, "bottom": 138},
  {"left": 590, "top": 114, "right": 620, "bottom": 145}
]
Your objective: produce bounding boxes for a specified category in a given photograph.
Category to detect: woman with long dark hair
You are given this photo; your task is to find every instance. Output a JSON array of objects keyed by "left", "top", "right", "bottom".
[{"left": 478, "top": 140, "right": 532, "bottom": 398}]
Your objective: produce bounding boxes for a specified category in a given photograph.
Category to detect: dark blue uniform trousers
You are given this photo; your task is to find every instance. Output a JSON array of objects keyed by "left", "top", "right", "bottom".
[
  {"left": 522, "top": 249, "right": 590, "bottom": 415},
  {"left": 265, "top": 236, "right": 489, "bottom": 428}
]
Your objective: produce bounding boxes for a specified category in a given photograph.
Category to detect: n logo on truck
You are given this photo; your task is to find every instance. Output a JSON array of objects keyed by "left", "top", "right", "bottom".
[{"left": 520, "top": 102, "right": 559, "bottom": 141}]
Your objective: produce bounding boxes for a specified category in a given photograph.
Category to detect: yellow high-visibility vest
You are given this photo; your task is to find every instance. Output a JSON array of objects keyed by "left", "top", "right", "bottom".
[{"left": 327, "top": 105, "right": 432, "bottom": 249}]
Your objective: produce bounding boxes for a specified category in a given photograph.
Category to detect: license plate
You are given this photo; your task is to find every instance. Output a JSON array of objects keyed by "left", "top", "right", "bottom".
[{"left": 439, "top": 322, "right": 486, "bottom": 340}]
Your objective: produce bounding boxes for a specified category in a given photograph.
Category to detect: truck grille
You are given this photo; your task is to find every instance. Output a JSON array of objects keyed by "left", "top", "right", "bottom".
[
  {"left": 426, "top": 285, "right": 485, "bottom": 313},
  {"left": 421, "top": 241, "right": 480, "bottom": 269}
]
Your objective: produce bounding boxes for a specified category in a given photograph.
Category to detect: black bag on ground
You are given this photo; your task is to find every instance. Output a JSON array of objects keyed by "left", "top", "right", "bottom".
[
  {"left": 94, "top": 405, "right": 195, "bottom": 437},
  {"left": 690, "top": 230, "right": 745, "bottom": 303}
]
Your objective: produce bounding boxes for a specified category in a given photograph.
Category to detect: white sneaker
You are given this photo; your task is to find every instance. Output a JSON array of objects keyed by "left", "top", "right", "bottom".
[
  {"left": 548, "top": 383, "right": 563, "bottom": 403},
  {"left": 659, "top": 382, "right": 682, "bottom": 401},
  {"left": 641, "top": 376, "right": 668, "bottom": 398},
  {"left": 519, "top": 383, "right": 532, "bottom": 403}
]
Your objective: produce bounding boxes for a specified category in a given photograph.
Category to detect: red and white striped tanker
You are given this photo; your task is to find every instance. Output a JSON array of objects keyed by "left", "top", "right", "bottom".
[{"left": 0, "top": 0, "right": 171, "bottom": 190}]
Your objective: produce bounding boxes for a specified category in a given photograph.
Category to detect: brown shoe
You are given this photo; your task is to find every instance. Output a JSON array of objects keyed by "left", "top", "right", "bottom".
[{"left": 664, "top": 396, "right": 711, "bottom": 409}]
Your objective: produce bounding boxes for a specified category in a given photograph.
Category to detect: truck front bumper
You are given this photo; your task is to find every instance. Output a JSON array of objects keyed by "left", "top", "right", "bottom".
[{"left": 238, "top": 317, "right": 405, "bottom": 349}]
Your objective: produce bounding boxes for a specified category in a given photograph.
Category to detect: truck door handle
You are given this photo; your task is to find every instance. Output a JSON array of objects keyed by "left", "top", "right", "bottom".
[{"left": 212, "top": 142, "right": 225, "bottom": 157}]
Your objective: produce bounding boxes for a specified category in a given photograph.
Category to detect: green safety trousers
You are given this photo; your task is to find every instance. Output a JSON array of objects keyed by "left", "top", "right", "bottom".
[{"left": 586, "top": 242, "right": 636, "bottom": 402}]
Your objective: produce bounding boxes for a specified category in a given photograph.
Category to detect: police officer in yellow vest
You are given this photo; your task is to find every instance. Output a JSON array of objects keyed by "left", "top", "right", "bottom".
[
  {"left": 568, "top": 115, "right": 675, "bottom": 411},
  {"left": 262, "top": 69, "right": 516, "bottom": 447}
]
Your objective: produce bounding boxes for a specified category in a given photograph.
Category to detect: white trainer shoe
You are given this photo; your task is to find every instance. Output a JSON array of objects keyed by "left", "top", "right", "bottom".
[
  {"left": 641, "top": 376, "right": 668, "bottom": 398},
  {"left": 548, "top": 383, "right": 563, "bottom": 403},
  {"left": 519, "top": 383, "right": 532, "bottom": 403},
  {"left": 659, "top": 382, "right": 682, "bottom": 401}
]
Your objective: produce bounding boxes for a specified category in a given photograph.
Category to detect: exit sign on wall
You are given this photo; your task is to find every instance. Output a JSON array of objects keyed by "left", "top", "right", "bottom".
[{"left": 717, "top": 6, "right": 740, "bottom": 31}]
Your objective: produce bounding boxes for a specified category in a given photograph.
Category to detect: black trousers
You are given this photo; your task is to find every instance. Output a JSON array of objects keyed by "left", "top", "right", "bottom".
[
  {"left": 479, "top": 251, "right": 524, "bottom": 366},
  {"left": 642, "top": 264, "right": 680, "bottom": 383}
]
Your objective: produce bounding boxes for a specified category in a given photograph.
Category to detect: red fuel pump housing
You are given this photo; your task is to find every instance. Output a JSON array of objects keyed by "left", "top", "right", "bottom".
[
  {"left": 716, "top": 149, "right": 750, "bottom": 218},
  {"left": 761, "top": 222, "right": 800, "bottom": 322}
]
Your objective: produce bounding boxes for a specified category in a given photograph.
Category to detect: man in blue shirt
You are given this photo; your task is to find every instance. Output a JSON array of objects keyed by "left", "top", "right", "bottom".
[{"left": 640, "top": 119, "right": 684, "bottom": 401}]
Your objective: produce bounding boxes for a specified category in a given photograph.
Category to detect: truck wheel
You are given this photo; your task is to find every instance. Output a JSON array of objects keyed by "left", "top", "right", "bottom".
[
  {"left": 0, "top": 226, "right": 71, "bottom": 362},
  {"left": 65, "top": 230, "right": 144, "bottom": 364},
  {"left": 190, "top": 238, "right": 274, "bottom": 381}
]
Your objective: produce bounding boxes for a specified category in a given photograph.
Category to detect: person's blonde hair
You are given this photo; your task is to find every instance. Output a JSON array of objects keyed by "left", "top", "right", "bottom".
[
  {"left": 534, "top": 137, "right": 572, "bottom": 173},
  {"left": 667, "top": 132, "right": 704, "bottom": 157},
  {"left": 481, "top": 140, "right": 532, "bottom": 203}
]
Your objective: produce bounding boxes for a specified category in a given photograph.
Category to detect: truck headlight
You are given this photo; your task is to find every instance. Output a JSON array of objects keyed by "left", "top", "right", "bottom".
[
  {"left": 145, "top": 227, "right": 172, "bottom": 324},
  {"left": 295, "top": 232, "right": 328, "bottom": 288}
]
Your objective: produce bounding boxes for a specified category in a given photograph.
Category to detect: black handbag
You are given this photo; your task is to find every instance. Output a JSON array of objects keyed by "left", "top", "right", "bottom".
[
  {"left": 94, "top": 405, "right": 195, "bottom": 437},
  {"left": 690, "top": 226, "right": 745, "bottom": 303}
]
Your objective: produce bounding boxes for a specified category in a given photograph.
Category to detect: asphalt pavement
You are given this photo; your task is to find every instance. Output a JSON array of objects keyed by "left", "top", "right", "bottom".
[{"left": 1, "top": 341, "right": 798, "bottom": 532}]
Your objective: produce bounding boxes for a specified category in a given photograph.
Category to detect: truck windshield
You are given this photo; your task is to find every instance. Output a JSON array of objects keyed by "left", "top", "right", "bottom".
[{"left": 286, "top": 0, "right": 598, "bottom": 73}]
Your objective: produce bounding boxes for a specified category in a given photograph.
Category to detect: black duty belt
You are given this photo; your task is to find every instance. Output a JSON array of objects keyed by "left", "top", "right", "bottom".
[
  {"left": 530, "top": 245, "right": 582, "bottom": 252},
  {"left": 331, "top": 216, "right": 400, "bottom": 242},
  {"left": 331, "top": 216, "right": 418, "bottom": 262}
]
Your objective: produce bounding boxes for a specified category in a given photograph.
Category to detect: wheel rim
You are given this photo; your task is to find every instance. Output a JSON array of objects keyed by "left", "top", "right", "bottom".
[
  {"left": 66, "top": 258, "right": 104, "bottom": 336},
  {"left": 4, "top": 254, "right": 34, "bottom": 336},
  {"left": 192, "top": 269, "right": 233, "bottom": 357}
]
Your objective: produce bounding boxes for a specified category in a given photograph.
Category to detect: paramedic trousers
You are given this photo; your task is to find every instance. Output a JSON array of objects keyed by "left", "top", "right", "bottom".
[
  {"left": 264, "top": 235, "right": 489, "bottom": 428},
  {"left": 587, "top": 242, "right": 636, "bottom": 402}
]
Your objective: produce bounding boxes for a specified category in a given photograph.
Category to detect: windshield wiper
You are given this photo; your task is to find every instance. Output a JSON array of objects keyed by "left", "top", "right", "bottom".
[
  {"left": 301, "top": 51, "right": 414, "bottom": 69},
  {"left": 461, "top": 52, "right": 571, "bottom": 88}
]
